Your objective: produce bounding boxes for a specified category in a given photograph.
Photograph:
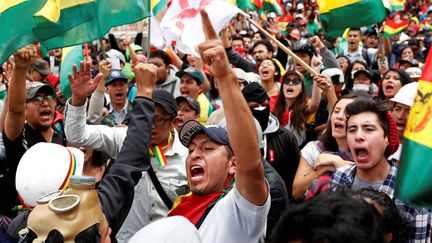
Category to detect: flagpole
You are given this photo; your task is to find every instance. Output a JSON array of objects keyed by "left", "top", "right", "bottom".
[
  {"left": 146, "top": 0, "right": 151, "bottom": 61},
  {"left": 242, "top": 13, "right": 319, "bottom": 76},
  {"left": 99, "top": 38, "right": 107, "bottom": 59}
]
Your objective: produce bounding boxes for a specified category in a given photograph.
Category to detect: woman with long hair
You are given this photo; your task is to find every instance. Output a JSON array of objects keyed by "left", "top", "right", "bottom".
[
  {"left": 272, "top": 70, "right": 321, "bottom": 146},
  {"left": 292, "top": 91, "right": 367, "bottom": 200},
  {"left": 259, "top": 58, "right": 281, "bottom": 104}
]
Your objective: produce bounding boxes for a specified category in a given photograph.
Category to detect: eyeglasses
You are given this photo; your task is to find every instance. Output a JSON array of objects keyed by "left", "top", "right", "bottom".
[
  {"left": 283, "top": 78, "right": 301, "bottom": 85},
  {"left": 28, "top": 95, "right": 54, "bottom": 105},
  {"left": 153, "top": 116, "right": 172, "bottom": 126}
]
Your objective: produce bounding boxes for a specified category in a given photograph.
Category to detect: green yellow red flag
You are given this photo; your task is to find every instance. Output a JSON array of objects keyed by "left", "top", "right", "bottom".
[
  {"left": 383, "top": 18, "right": 409, "bottom": 38},
  {"left": 33, "top": 0, "right": 150, "bottom": 50},
  {"left": 395, "top": 47, "right": 432, "bottom": 207},
  {"left": 317, "top": 0, "right": 386, "bottom": 37},
  {"left": 0, "top": 0, "right": 48, "bottom": 64}
]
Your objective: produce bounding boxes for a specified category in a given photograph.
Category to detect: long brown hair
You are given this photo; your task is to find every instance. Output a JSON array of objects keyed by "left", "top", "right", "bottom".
[{"left": 273, "top": 71, "right": 307, "bottom": 132}]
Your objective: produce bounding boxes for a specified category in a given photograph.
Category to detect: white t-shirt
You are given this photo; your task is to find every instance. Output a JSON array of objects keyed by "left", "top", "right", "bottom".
[
  {"left": 301, "top": 141, "right": 322, "bottom": 167},
  {"left": 198, "top": 185, "right": 271, "bottom": 243}
]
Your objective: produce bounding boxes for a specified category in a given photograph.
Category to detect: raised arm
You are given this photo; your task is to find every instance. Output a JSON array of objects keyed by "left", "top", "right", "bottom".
[
  {"left": 87, "top": 59, "right": 111, "bottom": 124},
  {"left": 197, "top": 10, "right": 267, "bottom": 206},
  {"left": 4, "top": 45, "right": 38, "bottom": 141},
  {"left": 65, "top": 62, "right": 126, "bottom": 158},
  {"left": 98, "top": 63, "right": 157, "bottom": 234}
]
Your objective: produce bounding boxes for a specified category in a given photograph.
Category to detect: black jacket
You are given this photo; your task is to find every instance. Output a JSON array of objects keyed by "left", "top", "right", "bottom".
[
  {"left": 265, "top": 127, "right": 300, "bottom": 200},
  {"left": 98, "top": 96, "right": 154, "bottom": 236},
  {"left": 7, "top": 97, "right": 154, "bottom": 242},
  {"left": 263, "top": 159, "right": 289, "bottom": 236}
]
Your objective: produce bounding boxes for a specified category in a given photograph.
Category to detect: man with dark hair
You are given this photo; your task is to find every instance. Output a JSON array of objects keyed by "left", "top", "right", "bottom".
[
  {"left": 224, "top": 34, "right": 288, "bottom": 74},
  {"left": 65, "top": 68, "right": 189, "bottom": 241},
  {"left": 269, "top": 190, "right": 385, "bottom": 243},
  {"left": 242, "top": 82, "right": 300, "bottom": 199},
  {"left": 1, "top": 45, "right": 65, "bottom": 223},
  {"left": 165, "top": 9, "right": 270, "bottom": 243},
  {"left": 149, "top": 50, "right": 181, "bottom": 97},
  {"left": 331, "top": 97, "right": 432, "bottom": 241}
]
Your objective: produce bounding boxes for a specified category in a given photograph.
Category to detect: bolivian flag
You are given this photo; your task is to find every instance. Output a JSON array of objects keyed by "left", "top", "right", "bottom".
[
  {"left": 260, "top": 0, "right": 284, "bottom": 15},
  {"left": 383, "top": 18, "right": 408, "bottom": 38},
  {"left": 317, "top": 0, "right": 386, "bottom": 37},
  {"left": 395, "top": 47, "right": 432, "bottom": 207},
  {"left": 0, "top": 0, "right": 48, "bottom": 64},
  {"left": 59, "top": 45, "right": 83, "bottom": 100},
  {"left": 389, "top": 0, "right": 405, "bottom": 11},
  {"left": 237, "top": 0, "right": 261, "bottom": 10},
  {"left": 34, "top": 0, "right": 150, "bottom": 50}
]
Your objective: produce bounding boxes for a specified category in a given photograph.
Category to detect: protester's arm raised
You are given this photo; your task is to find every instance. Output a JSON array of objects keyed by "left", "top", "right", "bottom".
[
  {"left": 197, "top": 10, "right": 268, "bottom": 206},
  {"left": 4, "top": 45, "right": 38, "bottom": 141}
]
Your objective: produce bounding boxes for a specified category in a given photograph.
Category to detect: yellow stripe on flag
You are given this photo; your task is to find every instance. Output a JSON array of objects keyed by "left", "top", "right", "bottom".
[
  {"left": 0, "top": 0, "right": 27, "bottom": 14},
  {"left": 34, "top": 0, "right": 95, "bottom": 23},
  {"left": 60, "top": 0, "right": 95, "bottom": 9},
  {"left": 34, "top": 0, "right": 61, "bottom": 22},
  {"left": 317, "top": 0, "right": 362, "bottom": 14},
  {"left": 61, "top": 46, "right": 75, "bottom": 62},
  {"left": 151, "top": 0, "right": 159, "bottom": 10},
  {"left": 404, "top": 81, "right": 432, "bottom": 148}
]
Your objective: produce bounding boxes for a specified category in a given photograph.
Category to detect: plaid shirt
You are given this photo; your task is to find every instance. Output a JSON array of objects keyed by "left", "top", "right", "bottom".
[{"left": 332, "top": 160, "right": 432, "bottom": 242}]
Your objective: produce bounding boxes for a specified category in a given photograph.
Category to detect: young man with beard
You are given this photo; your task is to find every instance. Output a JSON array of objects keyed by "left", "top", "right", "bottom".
[
  {"left": 1, "top": 45, "right": 66, "bottom": 224},
  {"left": 241, "top": 82, "right": 300, "bottom": 200},
  {"left": 331, "top": 97, "right": 431, "bottom": 242},
  {"left": 167, "top": 10, "right": 269, "bottom": 243},
  {"left": 65, "top": 66, "right": 188, "bottom": 242}
]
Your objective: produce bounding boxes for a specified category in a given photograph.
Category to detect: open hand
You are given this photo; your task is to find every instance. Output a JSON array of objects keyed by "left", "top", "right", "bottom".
[{"left": 69, "top": 61, "right": 103, "bottom": 106}]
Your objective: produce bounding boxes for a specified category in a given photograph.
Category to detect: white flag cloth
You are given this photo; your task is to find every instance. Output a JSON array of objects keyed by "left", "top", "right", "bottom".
[
  {"left": 150, "top": 15, "right": 169, "bottom": 50},
  {"left": 160, "top": 0, "right": 243, "bottom": 56}
]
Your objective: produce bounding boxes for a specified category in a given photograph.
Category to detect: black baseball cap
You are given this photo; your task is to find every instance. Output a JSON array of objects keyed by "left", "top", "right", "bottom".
[
  {"left": 105, "top": 70, "right": 128, "bottom": 86},
  {"left": 176, "top": 96, "right": 200, "bottom": 115},
  {"left": 179, "top": 120, "right": 231, "bottom": 151},
  {"left": 153, "top": 90, "right": 177, "bottom": 117}
]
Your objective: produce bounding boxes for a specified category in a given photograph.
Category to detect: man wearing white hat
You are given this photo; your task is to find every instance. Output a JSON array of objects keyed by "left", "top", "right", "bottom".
[{"left": 389, "top": 82, "right": 419, "bottom": 160}]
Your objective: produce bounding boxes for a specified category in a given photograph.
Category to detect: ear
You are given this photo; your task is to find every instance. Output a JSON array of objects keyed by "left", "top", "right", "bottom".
[
  {"left": 228, "top": 156, "right": 237, "bottom": 176},
  {"left": 198, "top": 84, "right": 204, "bottom": 93},
  {"left": 385, "top": 135, "right": 389, "bottom": 146}
]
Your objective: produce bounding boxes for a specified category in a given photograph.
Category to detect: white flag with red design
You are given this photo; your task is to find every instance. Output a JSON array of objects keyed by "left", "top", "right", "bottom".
[{"left": 160, "top": 0, "right": 242, "bottom": 56}]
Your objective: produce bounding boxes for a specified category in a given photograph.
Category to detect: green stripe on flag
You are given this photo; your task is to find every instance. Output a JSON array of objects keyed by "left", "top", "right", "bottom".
[
  {"left": 395, "top": 139, "right": 432, "bottom": 207},
  {"left": 0, "top": 0, "right": 48, "bottom": 64},
  {"left": 35, "top": 0, "right": 150, "bottom": 50},
  {"left": 60, "top": 46, "right": 83, "bottom": 100},
  {"left": 318, "top": 0, "right": 386, "bottom": 37}
]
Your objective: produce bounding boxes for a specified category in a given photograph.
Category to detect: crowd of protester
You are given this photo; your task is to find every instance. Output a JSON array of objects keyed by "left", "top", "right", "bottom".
[{"left": 0, "top": 0, "right": 432, "bottom": 242}]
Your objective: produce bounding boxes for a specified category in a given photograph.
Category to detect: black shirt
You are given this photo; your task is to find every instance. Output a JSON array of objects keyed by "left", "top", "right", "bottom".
[{"left": 0, "top": 124, "right": 65, "bottom": 217}]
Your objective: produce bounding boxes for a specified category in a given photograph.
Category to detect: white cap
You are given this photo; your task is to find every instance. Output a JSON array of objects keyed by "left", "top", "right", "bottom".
[
  {"left": 390, "top": 82, "right": 419, "bottom": 107},
  {"left": 129, "top": 216, "right": 202, "bottom": 243},
  {"left": 233, "top": 68, "right": 261, "bottom": 84},
  {"left": 405, "top": 67, "right": 422, "bottom": 79},
  {"left": 297, "top": 3, "right": 304, "bottom": 10},
  {"left": 295, "top": 13, "right": 304, "bottom": 19},
  {"left": 321, "top": 68, "right": 345, "bottom": 84},
  {"left": 15, "top": 143, "right": 84, "bottom": 207}
]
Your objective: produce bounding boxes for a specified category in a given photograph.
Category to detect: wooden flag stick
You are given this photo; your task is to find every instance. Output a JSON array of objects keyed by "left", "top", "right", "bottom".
[{"left": 242, "top": 13, "right": 319, "bottom": 76}]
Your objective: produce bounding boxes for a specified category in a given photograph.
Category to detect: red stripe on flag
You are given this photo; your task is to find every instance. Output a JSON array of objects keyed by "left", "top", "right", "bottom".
[{"left": 420, "top": 47, "right": 432, "bottom": 83}]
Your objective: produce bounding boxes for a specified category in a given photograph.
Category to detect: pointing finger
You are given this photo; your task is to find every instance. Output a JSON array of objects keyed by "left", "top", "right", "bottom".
[{"left": 200, "top": 9, "right": 217, "bottom": 40}]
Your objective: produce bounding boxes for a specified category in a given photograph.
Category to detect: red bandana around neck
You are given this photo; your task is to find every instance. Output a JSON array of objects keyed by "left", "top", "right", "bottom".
[{"left": 168, "top": 176, "right": 234, "bottom": 225}]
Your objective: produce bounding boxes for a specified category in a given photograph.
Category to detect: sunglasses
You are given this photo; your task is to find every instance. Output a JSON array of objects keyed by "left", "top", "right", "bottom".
[{"left": 283, "top": 78, "right": 301, "bottom": 85}]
